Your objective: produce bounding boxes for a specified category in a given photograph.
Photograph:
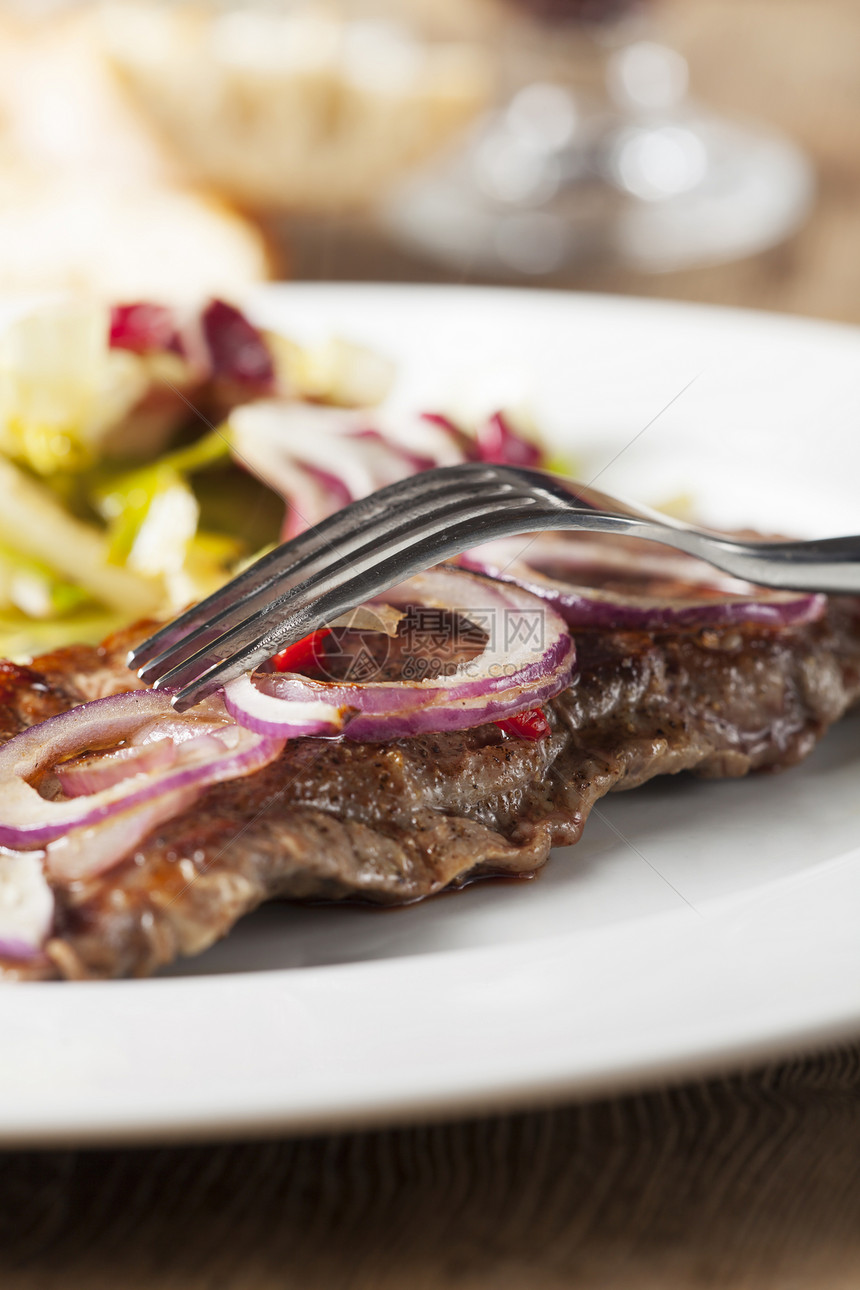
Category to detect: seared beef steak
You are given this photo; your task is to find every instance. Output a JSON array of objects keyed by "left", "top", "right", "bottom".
[{"left": 2, "top": 602, "right": 860, "bottom": 981}]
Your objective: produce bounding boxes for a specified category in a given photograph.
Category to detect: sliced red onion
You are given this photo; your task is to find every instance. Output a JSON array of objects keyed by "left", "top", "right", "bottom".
[
  {"left": 46, "top": 788, "right": 199, "bottom": 884},
  {"left": 350, "top": 427, "right": 436, "bottom": 474},
  {"left": 130, "top": 715, "right": 233, "bottom": 746},
  {"left": 460, "top": 534, "right": 827, "bottom": 631},
  {"left": 224, "top": 566, "right": 575, "bottom": 741},
  {"left": 182, "top": 730, "right": 244, "bottom": 759},
  {"left": 55, "top": 740, "right": 177, "bottom": 797},
  {"left": 0, "top": 691, "right": 285, "bottom": 849},
  {"left": 0, "top": 849, "right": 54, "bottom": 958},
  {"left": 232, "top": 402, "right": 424, "bottom": 541},
  {"left": 229, "top": 663, "right": 570, "bottom": 742},
  {"left": 54, "top": 729, "right": 245, "bottom": 799},
  {"left": 0, "top": 937, "right": 44, "bottom": 963},
  {"left": 223, "top": 678, "right": 347, "bottom": 739},
  {"left": 230, "top": 402, "right": 543, "bottom": 539}
]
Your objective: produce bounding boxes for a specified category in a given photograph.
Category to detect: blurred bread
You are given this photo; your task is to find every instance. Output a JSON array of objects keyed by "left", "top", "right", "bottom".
[
  {"left": 96, "top": 2, "right": 492, "bottom": 214},
  {"left": 0, "top": 170, "right": 273, "bottom": 301},
  {"left": 0, "top": 14, "right": 273, "bottom": 300}
]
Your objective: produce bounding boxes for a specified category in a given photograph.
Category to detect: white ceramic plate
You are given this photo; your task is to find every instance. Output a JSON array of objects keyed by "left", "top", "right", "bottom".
[{"left": 3, "top": 285, "right": 860, "bottom": 1146}]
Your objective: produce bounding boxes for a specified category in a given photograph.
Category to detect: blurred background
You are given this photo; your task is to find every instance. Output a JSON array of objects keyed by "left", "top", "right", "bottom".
[
  {"left": 3, "top": 10, "right": 860, "bottom": 1290},
  {"left": 0, "top": 0, "right": 856, "bottom": 321}
]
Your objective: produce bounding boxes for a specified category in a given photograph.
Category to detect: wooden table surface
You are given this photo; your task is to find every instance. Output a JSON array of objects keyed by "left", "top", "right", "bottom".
[{"left": 4, "top": 2, "right": 860, "bottom": 1287}]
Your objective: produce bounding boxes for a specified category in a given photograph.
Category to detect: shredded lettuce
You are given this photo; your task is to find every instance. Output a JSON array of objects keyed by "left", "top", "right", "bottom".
[
  {"left": 0, "top": 542, "right": 93, "bottom": 620},
  {"left": 0, "top": 458, "right": 163, "bottom": 618},
  {"left": 91, "top": 427, "right": 238, "bottom": 608},
  {"left": 0, "top": 297, "right": 562, "bottom": 663},
  {"left": 267, "top": 334, "right": 396, "bottom": 408},
  {"left": 0, "top": 609, "right": 129, "bottom": 661},
  {"left": 542, "top": 450, "right": 583, "bottom": 478},
  {"left": 0, "top": 300, "right": 148, "bottom": 475}
]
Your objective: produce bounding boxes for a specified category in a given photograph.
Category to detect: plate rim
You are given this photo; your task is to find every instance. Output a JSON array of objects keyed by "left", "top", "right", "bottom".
[{"left": 3, "top": 281, "right": 860, "bottom": 1146}]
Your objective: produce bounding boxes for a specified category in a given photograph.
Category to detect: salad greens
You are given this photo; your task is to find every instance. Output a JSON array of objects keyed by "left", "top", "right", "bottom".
[
  {"left": 0, "top": 295, "right": 553, "bottom": 662},
  {"left": 0, "top": 298, "right": 409, "bottom": 659}
]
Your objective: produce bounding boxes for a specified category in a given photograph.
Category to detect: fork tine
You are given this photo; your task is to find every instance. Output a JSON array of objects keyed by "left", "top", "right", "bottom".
[
  {"left": 154, "top": 488, "right": 543, "bottom": 697},
  {"left": 135, "top": 470, "right": 523, "bottom": 684},
  {"left": 169, "top": 501, "right": 561, "bottom": 710},
  {"left": 139, "top": 484, "right": 522, "bottom": 687},
  {"left": 129, "top": 462, "right": 504, "bottom": 673},
  {"left": 135, "top": 480, "right": 497, "bottom": 683}
]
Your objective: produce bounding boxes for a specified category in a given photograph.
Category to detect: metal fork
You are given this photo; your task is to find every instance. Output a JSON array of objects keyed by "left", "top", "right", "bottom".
[{"left": 130, "top": 463, "right": 860, "bottom": 712}]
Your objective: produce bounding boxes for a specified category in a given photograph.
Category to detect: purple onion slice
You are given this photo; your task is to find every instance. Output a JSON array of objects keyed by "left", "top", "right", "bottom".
[
  {"left": 224, "top": 566, "right": 575, "bottom": 741},
  {"left": 55, "top": 739, "right": 177, "bottom": 797},
  {"left": 0, "top": 690, "right": 285, "bottom": 849},
  {"left": 459, "top": 534, "right": 827, "bottom": 631},
  {"left": 45, "top": 787, "right": 200, "bottom": 884},
  {"left": 222, "top": 682, "right": 346, "bottom": 739}
]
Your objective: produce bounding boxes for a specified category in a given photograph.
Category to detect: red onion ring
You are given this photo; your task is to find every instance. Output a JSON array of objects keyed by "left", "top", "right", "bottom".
[
  {"left": 349, "top": 427, "right": 436, "bottom": 475},
  {"left": 0, "top": 937, "right": 45, "bottom": 962},
  {"left": 460, "top": 534, "right": 827, "bottom": 631},
  {"left": 221, "top": 681, "right": 348, "bottom": 739},
  {"left": 0, "top": 691, "right": 285, "bottom": 850},
  {"left": 55, "top": 740, "right": 177, "bottom": 797},
  {"left": 130, "top": 715, "right": 232, "bottom": 745},
  {"left": 45, "top": 788, "right": 199, "bottom": 884},
  {"left": 224, "top": 566, "right": 575, "bottom": 741},
  {"left": 232, "top": 403, "right": 545, "bottom": 540}
]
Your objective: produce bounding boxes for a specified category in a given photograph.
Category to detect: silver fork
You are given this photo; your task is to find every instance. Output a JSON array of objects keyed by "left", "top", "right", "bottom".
[{"left": 129, "top": 463, "right": 860, "bottom": 712}]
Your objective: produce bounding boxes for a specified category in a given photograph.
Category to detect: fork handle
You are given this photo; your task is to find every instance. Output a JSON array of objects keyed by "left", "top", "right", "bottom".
[
  {"left": 167, "top": 475, "right": 860, "bottom": 711},
  {"left": 545, "top": 516, "right": 860, "bottom": 596},
  {"left": 503, "top": 467, "right": 860, "bottom": 596},
  {"left": 228, "top": 507, "right": 857, "bottom": 675},
  {"left": 537, "top": 513, "right": 860, "bottom": 596}
]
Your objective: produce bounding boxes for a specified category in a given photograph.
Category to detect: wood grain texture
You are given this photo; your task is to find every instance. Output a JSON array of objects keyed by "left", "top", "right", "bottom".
[
  {"left": 4, "top": 1045, "right": 860, "bottom": 1288},
  {"left": 5, "top": 2, "right": 860, "bottom": 1286}
]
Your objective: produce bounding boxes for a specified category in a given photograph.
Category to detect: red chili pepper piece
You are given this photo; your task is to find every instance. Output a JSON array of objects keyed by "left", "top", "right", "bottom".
[
  {"left": 494, "top": 707, "right": 551, "bottom": 740},
  {"left": 271, "top": 629, "right": 332, "bottom": 673}
]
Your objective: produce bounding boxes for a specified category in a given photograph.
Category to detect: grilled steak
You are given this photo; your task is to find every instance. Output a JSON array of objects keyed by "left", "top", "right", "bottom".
[{"left": 2, "top": 598, "right": 859, "bottom": 981}]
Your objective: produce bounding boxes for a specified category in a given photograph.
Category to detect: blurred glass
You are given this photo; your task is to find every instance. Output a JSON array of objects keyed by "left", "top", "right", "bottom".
[{"left": 382, "top": 0, "right": 815, "bottom": 275}]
